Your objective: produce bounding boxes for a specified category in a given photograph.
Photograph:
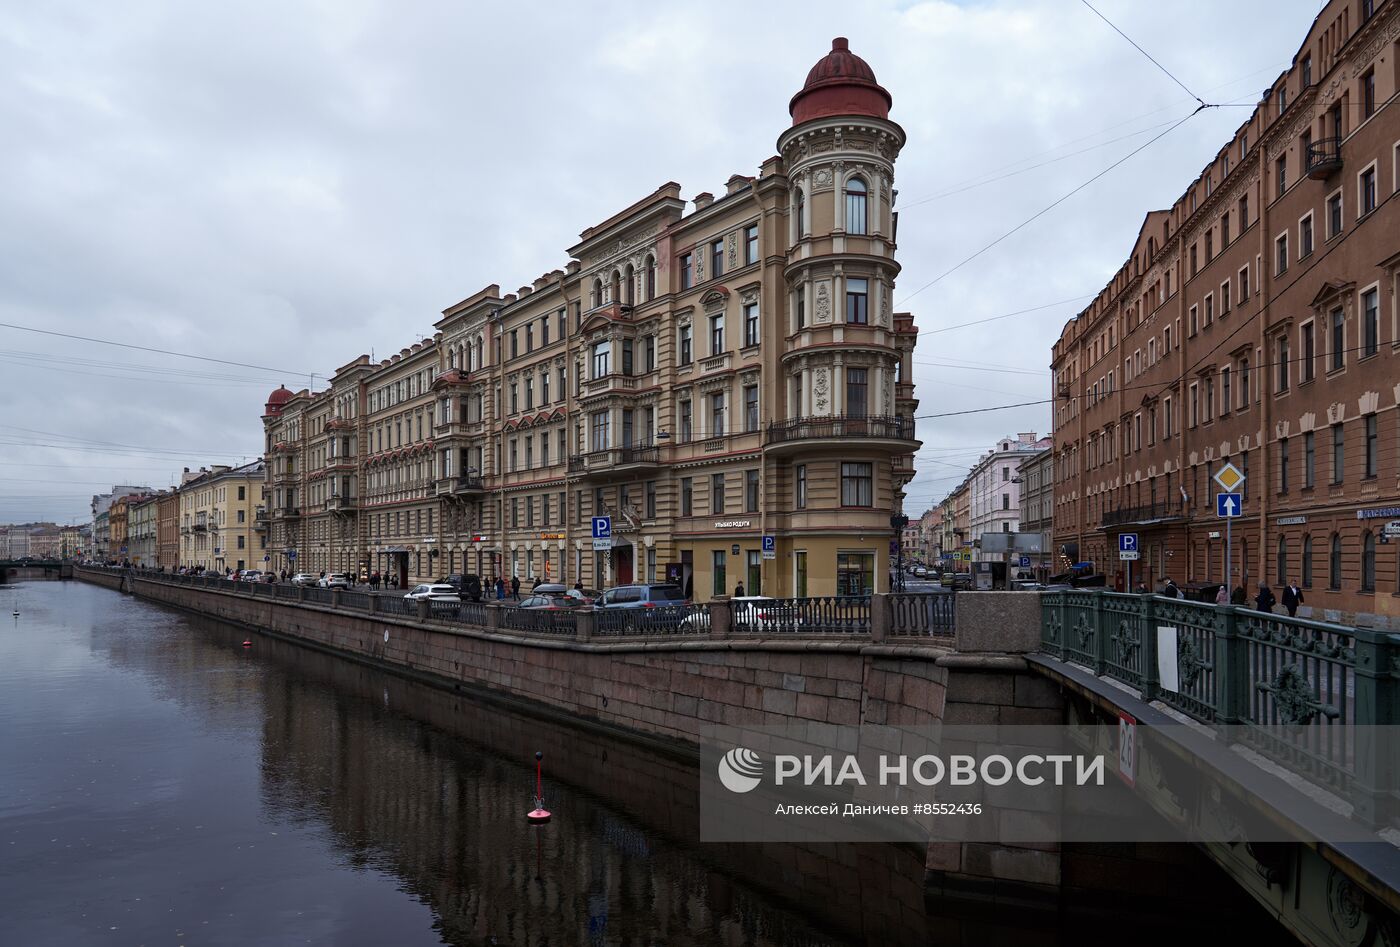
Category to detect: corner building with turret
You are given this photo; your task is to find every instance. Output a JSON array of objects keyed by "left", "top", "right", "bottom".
[{"left": 260, "top": 39, "right": 921, "bottom": 597}]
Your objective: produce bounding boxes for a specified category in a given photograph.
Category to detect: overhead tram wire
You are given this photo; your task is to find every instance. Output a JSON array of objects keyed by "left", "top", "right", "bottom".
[
  {"left": 0, "top": 321, "right": 314, "bottom": 378},
  {"left": 1079, "top": 0, "right": 1206, "bottom": 108}
]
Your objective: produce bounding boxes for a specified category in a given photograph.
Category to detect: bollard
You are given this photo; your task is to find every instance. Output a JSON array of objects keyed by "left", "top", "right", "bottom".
[
  {"left": 870, "top": 592, "right": 891, "bottom": 643},
  {"left": 710, "top": 598, "right": 732, "bottom": 639},
  {"left": 367, "top": 592, "right": 379, "bottom": 615},
  {"left": 331, "top": 589, "right": 342, "bottom": 609},
  {"left": 416, "top": 597, "right": 430, "bottom": 621},
  {"left": 576, "top": 607, "right": 595, "bottom": 642},
  {"left": 486, "top": 604, "right": 501, "bottom": 632}
]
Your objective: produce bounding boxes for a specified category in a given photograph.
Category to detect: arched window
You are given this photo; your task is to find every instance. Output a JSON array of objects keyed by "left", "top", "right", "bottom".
[
  {"left": 845, "top": 176, "right": 868, "bottom": 235},
  {"left": 645, "top": 255, "right": 656, "bottom": 300},
  {"left": 610, "top": 270, "right": 621, "bottom": 305},
  {"left": 592, "top": 279, "right": 603, "bottom": 308},
  {"left": 624, "top": 264, "right": 635, "bottom": 305},
  {"left": 1329, "top": 534, "right": 1342, "bottom": 589},
  {"left": 794, "top": 187, "right": 806, "bottom": 236},
  {"left": 1276, "top": 535, "right": 1287, "bottom": 585},
  {"left": 1362, "top": 531, "right": 1376, "bottom": 592},
  {"left": 447, "top": 348, "right": 455, "bottom": 369},
  {"left": 475, "top": 337, "right": 483, "bottom": 370},
  {"left": 1302, "top": 535, "right": 1313, "bottom": 587}
]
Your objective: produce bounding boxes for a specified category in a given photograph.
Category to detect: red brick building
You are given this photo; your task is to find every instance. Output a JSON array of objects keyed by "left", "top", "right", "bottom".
[{"left": 1052, "top": 0, "right": 1400, "bottom": 623}]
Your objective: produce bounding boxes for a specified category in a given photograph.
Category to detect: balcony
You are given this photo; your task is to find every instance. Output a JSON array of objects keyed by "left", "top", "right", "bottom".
[
  {"left": 323, "top": 495, "right": 356, "bottom": 513},
  {"left": 433, "top": 475, "right": 485, "bottom": 497},
  {"left": 192, "top": 520, "right": 208, "bottom": 532},
  {"left": 569, "top": 445, "right": 662, "bottom": 480},
  {"left": 253, "top": 509, "right": 270, "bottom": 531},
  {"left": 272, "top": 507, "right": 301, "bottom": 521},
  {"left": 580, "top": 373, "right": 643, "bottom": 400},
  {"left": 764, "top": 415, "right": 917, "bottom": 456},
  {"left": 1305, "top": 137, "right": 1342, "bottom": 179},
  {"left": 1100, "top": 501, "right": 1181, "bottom": 528}
]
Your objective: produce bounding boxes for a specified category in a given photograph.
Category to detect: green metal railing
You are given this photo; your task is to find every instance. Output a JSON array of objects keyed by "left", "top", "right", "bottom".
[{"left": 1041, "top": 590, "right": 1400, "bottom": 826}]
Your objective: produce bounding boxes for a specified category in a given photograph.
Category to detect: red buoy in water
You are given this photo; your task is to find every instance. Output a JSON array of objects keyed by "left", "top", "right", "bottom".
[
  {"left": 526, "top": 750, "right": 552, "bottom": 823},
  {"left": 242, "top": 639, "right": 252, "bottom": 648}
]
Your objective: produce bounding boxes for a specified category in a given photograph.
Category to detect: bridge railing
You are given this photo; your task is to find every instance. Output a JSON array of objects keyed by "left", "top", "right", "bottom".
[
  {"left": 889, "top": 592, "right": 956, "bottom": 638},
  {"left": 594, "top": 604, "right": 709, "bottom": 636},
  {"left": 1041, "top": 590, "right": 1400, "bottom": 825},
  {"left": 734, "top": 596, "right": 870, "bottom": 634}
]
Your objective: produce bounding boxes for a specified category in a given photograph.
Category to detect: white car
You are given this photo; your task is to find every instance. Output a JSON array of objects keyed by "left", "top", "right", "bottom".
[
  {"left": 404, "top": 583, "right": 461, "bottom": 602},
  {"left": 319, "top": 573, "right": 351, "bottom": 589},
  {"left": 680, "top": 596, "right": 777, "bottom": 632},
  {"left": 290, "top": 573, "right": 318, "bottom": 587}
]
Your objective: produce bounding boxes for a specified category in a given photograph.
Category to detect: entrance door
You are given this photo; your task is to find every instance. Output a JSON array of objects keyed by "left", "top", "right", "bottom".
[
  {"left": 616, "top": 545, "right": 633, "bottom": 585},
  {"left": 395, "top": 552, "right": 409, "bottom": 589}
]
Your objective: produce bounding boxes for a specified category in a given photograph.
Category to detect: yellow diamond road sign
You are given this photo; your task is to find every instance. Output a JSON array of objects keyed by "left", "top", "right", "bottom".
[{"left": 1213, "top": 462, "right": 1245, "bottom": 493}]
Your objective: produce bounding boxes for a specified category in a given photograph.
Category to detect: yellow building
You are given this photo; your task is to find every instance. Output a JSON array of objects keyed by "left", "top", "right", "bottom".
[
  {"left": 261, "top": 39, "right": 921, "bottom": 597},
  {"left": 179, "top": 461, "right": 268, "bottom": 572}
]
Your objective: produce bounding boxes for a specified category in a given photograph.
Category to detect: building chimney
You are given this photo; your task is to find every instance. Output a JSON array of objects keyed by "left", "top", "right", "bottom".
[{"left": 693, "top": 191, "right": 714, "bottom": 210}]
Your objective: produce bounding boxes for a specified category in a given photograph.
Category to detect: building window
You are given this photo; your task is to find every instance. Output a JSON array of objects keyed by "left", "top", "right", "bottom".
[
  {"left": 845, "top": 368, "right": 868, "bottom": 418},
  {"left": 837, "top": 552, "right": 874, "bottom": 596},
  {"left": 841, "top": 462, "right": 873, "bottom": 507},
  {"left": 1276, "top": 154, "right": 1286, "bottom": 198},
  {"left": 795, "top": 288, "right": 806, "bottom": 330},
  {"left": 745, "top": 469, "right": 759, "bottom": 513},
  {"left": 1279, "top": 437, "right": 1290, "bottom": 492},
  {"left": 1330, "top": 308, "right": 1345, "bottom": 371},
  {"left": 710, "top": 392, "right": 725, "bottom": 436},
  {"left": 1362, "top": 532, "right": 1376, "bottom": 592},
  {"left": 1327, "top": 191, "right": 1343, "bottom": 238},
  {"left": 711, "top": 239, "right": 724, "bottom": 278},
  {"left": 712, "top": 549, "right": 726, "bottom": 598},
  {"left": 846, "top": 278, "right": 869, "bottom": 324},
  {"left": 1304, "top": 431, "right": 1315, "bottom": 488},
  {"left": 1240, "top": 264, "right": 1250, "bottom": 299},
  {"left": 591, "top": 411, "right": 610, "bottom": 452},
  {"left": 591, "top": 341, "right": 609, "bottom": 378},
  {"left": 1276, "top": 335, "right": 1290, "bottom": 391},
  {"left": 1277, "top": 535, "right": 1288, "bottom": 585},
  {"left": 744, "top": 224, "right": 758, "bottom": 265},
  {"left": 1302, "top": 535, "right": 1314, "bottom": 587},
  {"left": 1301, "top": 321, "right": 1315, "bottom": 382},
  {"left": 621, "top": 339, "right": 633, "bottom": 376},
  {"left": 1300, "top": 214, "right": 1313, "bottom": 257},
  {"left": 643, "top": 335, "right": 655, "bottom": 372},
  {"left": 845, "top": 177, "right": 868, "bottom": 235},
  {"left": 711, "top": 473, "right": 725, "bottom": 514},
  {"left": 1330, "top": 534, "right": 1342, "bottom": 589},
  {"left": 1362, "top": 69, "right": 1376, "bottom": 119},
  {"left": 795, "top": 465, "right": 807, "bottom": 509},
  {"left": 709, "top": 312, "right": 724, "bottom": 355},
  {"left": 746, "top": 550, "right": 761, "bottom": 596},
  {"left": 743, "top": 385, "right": 759, "bottom": 432},
  {"left": 679, "top": 399, "right": 692, "bottom": 442},
  {"left": 681, "top": 477, "right": 693, "bottom": 516},
  {"left": 1361, "top": 166, "right": 1378, "bottom": 216},
  {"left": 680, "top": 253, "right": 693, "bottom": 290},
  {"left": 1365, "top": 414, "right": 1378, "bottom": 478},
  {"left": 1362, "top": 288, "right": 1379, "bottom": 357},
  {"left": 1332, "top": 423, "right": 1344, "bottom": 484},
  {"left": 678, "top": 324, "right": 692, "bottom": 365},
  {"left": 743, "top": 302, "right": 759, "bottom": 347},
  {"left": 794, "top": 550, "right": 807, "bottom": 597},
  {"left": 1275, "top": 233, "right": 1288, "bottom": 274}
]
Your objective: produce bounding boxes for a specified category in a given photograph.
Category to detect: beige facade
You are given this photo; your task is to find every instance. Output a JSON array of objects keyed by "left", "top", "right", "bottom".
[
  {"left": 156, "top": 493, "right": 179, "bottom": 569},
  {"left": 1052, "top": 0, "right": 1400, "bottom": 620},
  {"left": 128, "top": 496, "right": 158, "bottom": 567},
  {"left": 179, "top": 461, "right": 267, "bottom": 571},
  {"left": 260, "top": 39, "right": 920, "bottom": 598}
]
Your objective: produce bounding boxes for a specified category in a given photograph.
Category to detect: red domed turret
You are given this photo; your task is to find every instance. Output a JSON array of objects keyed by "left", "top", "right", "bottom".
[
  {"left": 789, "top": 37, "right": 892, "bottom": 125},
  {"left": 264, "top": 385, "right": 294, "bottom": 416}
]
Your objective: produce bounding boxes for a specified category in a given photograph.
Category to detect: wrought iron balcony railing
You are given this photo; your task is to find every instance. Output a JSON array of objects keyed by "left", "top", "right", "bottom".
[{"left": 765, "top": 415, "right": 913, "bottom": 446}]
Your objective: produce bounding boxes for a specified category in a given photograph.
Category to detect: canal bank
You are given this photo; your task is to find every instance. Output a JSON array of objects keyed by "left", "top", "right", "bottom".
[{"left": 71, "top": 567, "right": 1294, "bottom": 941}]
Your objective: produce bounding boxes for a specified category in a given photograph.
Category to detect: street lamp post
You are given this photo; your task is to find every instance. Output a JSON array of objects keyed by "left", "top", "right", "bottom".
[{"left": 890, "top": 514, "right": 909, "bottom": 593}]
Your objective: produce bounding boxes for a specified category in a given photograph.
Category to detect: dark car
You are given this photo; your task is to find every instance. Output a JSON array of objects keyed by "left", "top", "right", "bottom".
[
  {"left": 596, "top": 584, "right": 687, "bottom": 608},
  {"left": 445, "top": 574, "right": 484, "bottom": 602},
  {"left": 517, "top": 594, "right": 584, "bottom": 609}
]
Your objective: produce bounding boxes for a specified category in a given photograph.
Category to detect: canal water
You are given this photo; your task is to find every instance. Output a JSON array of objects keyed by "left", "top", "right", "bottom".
[{"left": 1, "top": 581, "right": 1284, "bottom": 946}]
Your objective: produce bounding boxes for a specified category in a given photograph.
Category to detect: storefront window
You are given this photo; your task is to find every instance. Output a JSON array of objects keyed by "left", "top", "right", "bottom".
[
  {"left": 837, "top": 552, "right": 874, "bottom": 596},
  {"left": 747, "top": 550, "right": 761, "bottom": 596},
  {"left": 712, "top": 550, "right": 726, "bottom": 598},
  {"left": 795, "top": 551, "right": 807, "bottom": 597}
]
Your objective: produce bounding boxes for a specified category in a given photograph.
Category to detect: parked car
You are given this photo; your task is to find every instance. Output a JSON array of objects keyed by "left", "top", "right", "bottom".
[
  {"left": 320, "top": 573, "right": 351, "bottom": 589},
  {"left": 679, "top": 596, "right": 776, "bottom": 632},
  {"left": 596, "top": 584, "right": 687, "bottom": 608},
  {"left": 517, "top": 594, "right": 583, "bottom": 609},
  {"left": 530, "top": 582, "right": 593, "bottom": 604},
  {"left": 404, "top": 583, "right": 460, "bottom": 601},
  {"left": 913, "top": 565, "right": 929, "bottom": 578},
  {"left": 290, "top": 573, "right": 318, "bottom": 587},
  {"left": 259, "top": 572, "right": 278, "bottom": 583}
]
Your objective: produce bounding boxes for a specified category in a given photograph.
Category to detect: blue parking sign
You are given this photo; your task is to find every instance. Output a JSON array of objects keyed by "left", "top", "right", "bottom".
[
  {"left": 591, "top": 516, "right": 611, "bottom": 539},
  {"left": 762, "top": 536, "right": 775, "bottom": 552},
  {"left": 1118, "top": 534, "right": 1138, "bottom": 553}
]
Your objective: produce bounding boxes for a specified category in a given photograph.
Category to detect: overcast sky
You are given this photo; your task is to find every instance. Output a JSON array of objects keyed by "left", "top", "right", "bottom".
[{"left": 0, "top": 0, "right": 1318, "bottom": 524}]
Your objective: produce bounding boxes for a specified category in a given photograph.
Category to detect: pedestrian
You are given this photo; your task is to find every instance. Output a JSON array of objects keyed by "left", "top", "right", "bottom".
[
  {"left": 319, "top": 569, "right": 325, "bottom": 581},
  {"left": 1163, "top": 578, "right": 1181, "bottom": 599},
  {"left": 1254, "top": 582, "right": 1276, "bottom": 613},
  {"left": 573, "top": 580, "right": 583, "bottom": 593},
  {"left": 511, "top": 575, "right": 521, "bottom": 600},
  {"left": 1215, "top": 585, "right": 1229, "bottom": 605},
  {"left": 1230, "top": 584, "right": 1247, "bottom": 606},
  {"left": 1281, "top": 579, "right": 1303, "bottom": 618},
  {"left": 734, "top": 582, "right": 745, "bottom": 597},
  {"left": 371, "top": 570, "right": 380, "bottom": 590},
  {"left": 496, "top": 576, "right": 506, "bottom": 600}
]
